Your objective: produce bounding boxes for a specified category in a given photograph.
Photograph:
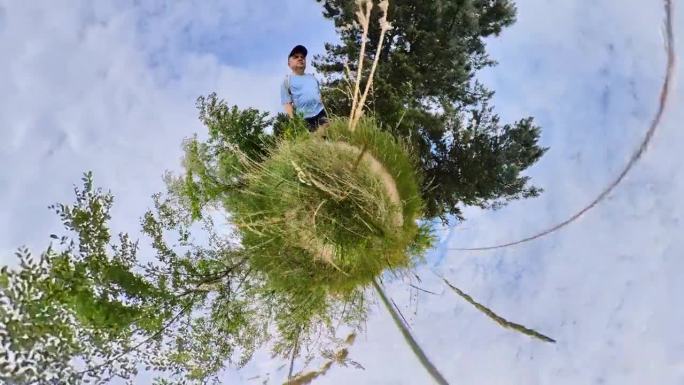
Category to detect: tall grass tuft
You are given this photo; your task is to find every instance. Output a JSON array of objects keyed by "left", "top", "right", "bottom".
[{"left": 226, "top": 117, "right": 428, "bottom": 298}]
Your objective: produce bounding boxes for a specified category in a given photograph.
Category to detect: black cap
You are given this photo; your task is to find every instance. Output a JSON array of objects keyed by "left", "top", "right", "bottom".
[{"left": 288, "top": 45, "right": 308, "bottom": 58}]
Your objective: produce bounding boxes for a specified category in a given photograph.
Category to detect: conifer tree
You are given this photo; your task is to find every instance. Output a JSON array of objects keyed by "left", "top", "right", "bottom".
[{"left": 314, "top": 0, "right": 547, "bottom": 221}]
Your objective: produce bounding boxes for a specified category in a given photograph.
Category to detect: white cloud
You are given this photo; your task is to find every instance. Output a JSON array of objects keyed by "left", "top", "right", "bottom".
[{"left": 0, "top": 0, "right": 334, "bottom": 261}]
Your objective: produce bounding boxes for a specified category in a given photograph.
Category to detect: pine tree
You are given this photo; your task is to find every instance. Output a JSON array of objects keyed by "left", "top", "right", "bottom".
[{"left": 314, "top": 0, "right": 547, "bottom": 221}]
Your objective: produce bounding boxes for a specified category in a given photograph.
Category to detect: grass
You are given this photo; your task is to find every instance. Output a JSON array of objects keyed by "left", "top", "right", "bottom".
[{"left": 225, "top": 117, "right": 427, "bottom": 297}]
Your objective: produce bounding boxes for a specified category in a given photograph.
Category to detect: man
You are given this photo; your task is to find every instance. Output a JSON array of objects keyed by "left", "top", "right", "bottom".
[{"left": 281, "top": 45, "right": 328, "bottom": 131}]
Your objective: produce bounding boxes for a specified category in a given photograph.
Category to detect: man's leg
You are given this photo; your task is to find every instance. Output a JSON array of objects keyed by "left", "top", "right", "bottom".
[
  {"left": 316, "top": 110, "right": 329, "bottom": 128},
  {"left": 304, "top": 116, "right": 317, "bottom": 132},
  {"left": 305, "top": 110, "right": 328, "bottom": 133}
]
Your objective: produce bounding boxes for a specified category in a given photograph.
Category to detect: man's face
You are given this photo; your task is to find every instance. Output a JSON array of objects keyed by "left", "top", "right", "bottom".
[{"left": 288, "top": 53, "right": 306, "bottom": 72}]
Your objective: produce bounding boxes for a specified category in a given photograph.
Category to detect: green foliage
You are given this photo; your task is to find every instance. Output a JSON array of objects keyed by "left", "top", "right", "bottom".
[
  {"left": 170, "top": 98, "right": 445, "bottom": 382},
  {"left": 0, "top": 173, "right": 172, "bottom": 384},
  {"left": 314, "top": 0, "right": 547, "bottom": 221},
  {"left": 273, "top": 112, "right": 311, "bottom": 140},
  {"left": 44, "top": 172, "right": 168, "bottom": 335},
  {"left": 226, "top": 117, "right": 425, "bottom": 297},
  {"left": 1, "top": 247, "right": 81, "bottom": 384},
  {"left": 1, "top": 171, "right": 366, "bottom": 384},
  {"left": 196, "top": 92, "right": 275, "bottom": 161},
  {"left": 182, "top": 93, "right": 277, "bottom": 219},
  {"left": 174, "top": 110, "right": 427, "bottom": 345}
]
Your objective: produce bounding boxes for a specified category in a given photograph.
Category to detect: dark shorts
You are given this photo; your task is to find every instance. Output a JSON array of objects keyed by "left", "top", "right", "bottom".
[{"left": 304, "top": 109, "right": 328, "bottom": 132}]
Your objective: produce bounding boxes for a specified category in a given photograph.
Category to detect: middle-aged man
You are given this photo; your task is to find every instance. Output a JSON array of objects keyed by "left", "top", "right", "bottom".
[{"left": 280, "top": 45, "right": 328, "bottom": 131}]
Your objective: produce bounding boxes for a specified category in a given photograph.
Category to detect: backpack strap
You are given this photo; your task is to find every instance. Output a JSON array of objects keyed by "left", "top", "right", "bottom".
[{"left": 285, "top": 74, "right": 293, "bottom": 99}]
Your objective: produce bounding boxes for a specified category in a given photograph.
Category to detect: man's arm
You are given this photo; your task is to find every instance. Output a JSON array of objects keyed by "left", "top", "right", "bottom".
[
  {"left": 280, "top": 77, "right": 294, "bottom": 118},
  {"left": 283, "top": 102, "right": 294, "bottom": 118}
]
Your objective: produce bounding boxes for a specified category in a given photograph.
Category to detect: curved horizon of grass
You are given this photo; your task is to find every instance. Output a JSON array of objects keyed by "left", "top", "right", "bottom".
[{"left": 226, "top": 117, "right": 428, "bottom": 300}]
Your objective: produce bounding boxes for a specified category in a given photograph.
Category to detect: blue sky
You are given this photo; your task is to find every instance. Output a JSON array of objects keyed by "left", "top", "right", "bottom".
[{"left": 1, "top": 0, "right": 683, "bottom": 384}]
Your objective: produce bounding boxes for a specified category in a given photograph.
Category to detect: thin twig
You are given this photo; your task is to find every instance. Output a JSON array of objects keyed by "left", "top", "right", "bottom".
[
  {"left": 373, "top": 279, "right": 449, "bottom": 385},
  {"left": 408, "top": 284, "right": 440, "bottom": 296},
  {"left": 391, "top": 298, "right": 411, "bottom": 329}
]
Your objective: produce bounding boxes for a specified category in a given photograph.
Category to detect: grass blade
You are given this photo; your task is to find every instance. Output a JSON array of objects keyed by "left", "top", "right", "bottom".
[{"left": 442, "top": 277, "right": 556, "bottom": 343}]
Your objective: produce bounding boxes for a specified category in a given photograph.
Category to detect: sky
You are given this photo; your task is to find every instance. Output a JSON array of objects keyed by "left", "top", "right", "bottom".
[{"left": 0, "top": 0, "right": 682, "bottom": 384}]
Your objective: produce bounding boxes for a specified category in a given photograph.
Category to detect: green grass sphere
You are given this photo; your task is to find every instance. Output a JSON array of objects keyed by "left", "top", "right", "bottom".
[{"left": 230, "top": 118, "right": 424, "bottom": 294}]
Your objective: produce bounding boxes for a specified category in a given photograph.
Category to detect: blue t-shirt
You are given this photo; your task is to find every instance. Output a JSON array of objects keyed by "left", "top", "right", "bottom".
[{"left": 280, "top": 73, "right": 325, "bottom": 118}]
